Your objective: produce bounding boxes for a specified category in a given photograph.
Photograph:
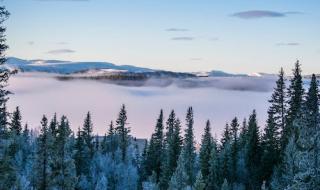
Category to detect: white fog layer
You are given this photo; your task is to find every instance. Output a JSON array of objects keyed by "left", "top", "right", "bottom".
[{"left": 7, "top": 73, "right": 272, "bottom": 141}]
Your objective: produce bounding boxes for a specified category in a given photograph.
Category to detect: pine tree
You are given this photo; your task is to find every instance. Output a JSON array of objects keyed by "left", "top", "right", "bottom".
[
  {"left": 74, "top": 127, "right": 86, "bottom": 178},
  {"left": 49, "top": 113, "right": 58, "bottom": 137},
  {"left": 207, "top": 138, "right": 219, "bottom": 190},
  {"left": 261, "top": 109, "right": 280, "bottom": 185},
  {"left": 82, "top": 111, "right": 94, "bottom": 157},
  {"left": 230, "top": 117, "right": 239, "bottom": 183},
  {"left": 269, "top": 68, "right": 286, "bottom": 150},
  {"left": 284, "top": 61, "right": 304, "bottom": 151},
  {"left": 138, "top": 140, "right": 148, "bottom": 190},
  {"left": 115, "top": 104, "right": 130, "bottom": 161},
  {"left": 199, "top": 120, "right": 212, "bottom": 185},
  {"left": 10, "top": 106, "right": 22, "bottom": 135},
  {"left": 183, "top": 107, "right": 197, "bottom": 187},
  {"left": 0, "top": 6, "right": 9, "bottom": 139},
  {"left": 246, "top": 110, "right": 262, "bottom": 190},
  {"left": 219, "top": 123, "right": 232, "bottom": 182},
  {"left": 160, "top": 112, "right": 182, "bottom": 190},
  {"left": 145, "top": 110, "right": 164, "bottom": 181},
  {"left": 168, "top": 149, "right": 189, "bottom": 190},
  {"left": 108, "top": 121, "right": 117, "bottom": 157},
  {"left": 51, "top": 116, "right": 76, "bottom": 190},
  {"left": 35, "top": 115, "right": 53, "bottom": 190}
]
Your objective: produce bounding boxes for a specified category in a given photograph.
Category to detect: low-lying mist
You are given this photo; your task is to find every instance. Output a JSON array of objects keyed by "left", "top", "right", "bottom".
[{"left": 7, "top": 73, "right": 273, "bottom": 141}]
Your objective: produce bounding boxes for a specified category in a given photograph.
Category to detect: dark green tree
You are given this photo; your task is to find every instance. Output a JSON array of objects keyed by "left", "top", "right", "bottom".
[
  {"left": 284, "top": 61, "right": 304, "bottom": 151},
  {"left": 145, "top": 109, "right": 164, "bottom": 181},
  {"left": 199, "top": 120, "right": 212, "bottom": 185},
  {"left": 160, "top": 112, "right": 182, "bottom": 190},
  {"left": 82, "top": 111, "right": 94, "bottom": 157},
  {"left": 35, "top": 115, "right": 53, "bottom": 190},
  {"left": 261, "top": 109, "right": 280, "bottom": 185},
  {"left": 115, "top": 104, "right": 130, "bottom": 161},
  {"left": 246, "top": 110, "right": 262, "bottom": 190},
  {"left": 10, "top": 106, "right": 22, "bottom": 135},
  {"left": 183, "top": 107, "right": 197, "bottom": 187},
  {"left": 230, "top": 117, "right": 239, "bottom": 183}
]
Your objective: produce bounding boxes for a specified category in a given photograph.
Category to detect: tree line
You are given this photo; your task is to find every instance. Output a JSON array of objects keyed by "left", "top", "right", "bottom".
[{"left": 0, "top": 6, "right": 319, "bottom": 190}]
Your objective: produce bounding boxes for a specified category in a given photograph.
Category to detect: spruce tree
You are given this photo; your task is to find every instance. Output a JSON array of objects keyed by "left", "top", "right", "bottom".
[
  {"left": 284, "top": 61, "right": 304, "bottom": 151},
  {"left": 160, "top": 112, "right": 182, "bottom": 190},
  {"left": 207, "top": 138, "right": 219, "bottom": 190},
  {"left": 219, "top": 123, "right": 232, "bottom": 182},
  {"left": 74, "top": 126, "right": 90, "bottom": 182},
  {"left": 145, "top": 110, "right": 164, "bottom": 181},
  {"left": 82, "top": 111, "right": 94, "bottom": 157},
  {"left": 0, "top": 6, "right": 9, "bottom": 138},
  {"left": 115, "top": 104, "right": 130, "bottom": 161},
  {"left": 261, "top": 109, "right": 280, "bottom": 185},
  {"left": 35, "top": 115, "right": 53, "bottom": 190},
  {"left": 199, "top": 120, "right": 212, "bottom": 185},
  {"left": 183, "top": 107, "right": 197, "bottom": 187},
  {"left": 51, "top": 116, "right": 76, "bottom": 190},
  {"left": 229, "top": 117, "right": 239, "bottom": 183},
  {"left": 269, "top": 68, "right": 286, "bottom": 148},
  {"left": 10, "top": 106, "right": 22, "bottom": 135},
  {"left": 49, "top": 113, "right": 58, "bottom": 137},
  {"left": 108, "top": 121, "right": 117, "bottom": 157},
  {"left": 246, "top": 110, "right": 262, "bottom": 190}
]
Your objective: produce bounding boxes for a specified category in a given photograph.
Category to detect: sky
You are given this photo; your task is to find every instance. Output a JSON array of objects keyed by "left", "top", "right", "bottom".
[{"left": 3, "top": 0, "right": 320, "bottom": 74}]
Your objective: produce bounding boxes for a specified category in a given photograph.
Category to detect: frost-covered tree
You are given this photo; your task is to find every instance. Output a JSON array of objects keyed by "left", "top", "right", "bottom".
[
  {"left": 207, "top": 139, "right": 219, "bottom": 190},
  {"left": 51, "top": 116, "right": 76, "bottom": 190},
  {"left": 183, "top": 107, "right": 197, "bottom": 187},
  {"left": 261, "top": 109, "right": 280, "bottom": 185},
  {"left": 145, "top": 110, "right": 164, "bottom": 180},
  {"left": 284, "top": 61, "right": 304, "bottom": 151},
  {"left": 160, "top": 111, "right": 182, "bottom": 189},
  {"left": 287, "top": 74, "right": 319, "bottom": 189},
  {"left": 246, "top": 110, "right": 262, "bottom": 190},
  {"left": 269, "top": 68, "right": 286, "bottom": 152},
  {"left": 115, "top": 104, "right": 130, "bottom": 161},
  {"left": 230, "top": 117, "right": 239, "bottom": 183},
  {"left": 219, "top": 123, "right": 232, "bottom": 182},
  {"left": 199, "top": 120, "right": 212, "bottom": 185},
  {"left": 35, "top": 115, "right": 53, "bottom": 190},
  {"left": 168, "top": 149, "right": 189, "bottom": 190},
  {"left": 10, "top": 106, "right": 22, "bottom": 135},
  {"left": 83, "top": 111, "right": 94, "bottom": 157}
]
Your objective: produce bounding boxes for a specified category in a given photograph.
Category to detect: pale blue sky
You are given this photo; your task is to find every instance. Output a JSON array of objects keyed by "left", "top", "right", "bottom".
[{"left": 3, "top": 0, "right": 320, "bottom": 74}]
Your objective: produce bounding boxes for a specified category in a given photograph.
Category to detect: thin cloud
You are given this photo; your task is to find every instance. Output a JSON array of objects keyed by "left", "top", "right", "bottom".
[
  {"left": 231, "top": 10, "right": 302, "bottom": 19},
  {"left": 276, "top": 42, "right": 300, "bottom": 46},
  {"left": 27, "top": 41, "right": 34, "bottom": 45},
  {"left": 171, "top": 37, "right": 194, "bottom": 41},
  {"left": 166, "top": 28, "right": 189, "bottom": 32},
  {"left": 47, "top": 49, "right": 76, "bottom": 54}
]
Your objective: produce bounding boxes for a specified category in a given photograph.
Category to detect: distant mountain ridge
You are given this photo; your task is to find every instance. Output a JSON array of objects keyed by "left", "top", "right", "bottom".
[
  {"left": 6, "top": 57, "right": 154, "bottom": 74},
  {"left": 5, "top": 57, "right": 268, "bottom": 78}
]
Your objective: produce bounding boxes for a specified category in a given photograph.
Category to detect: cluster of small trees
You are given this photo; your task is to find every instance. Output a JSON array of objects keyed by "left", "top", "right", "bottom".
[{"left": 0, "top": 5, "right": 319, "bottom": 190}]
